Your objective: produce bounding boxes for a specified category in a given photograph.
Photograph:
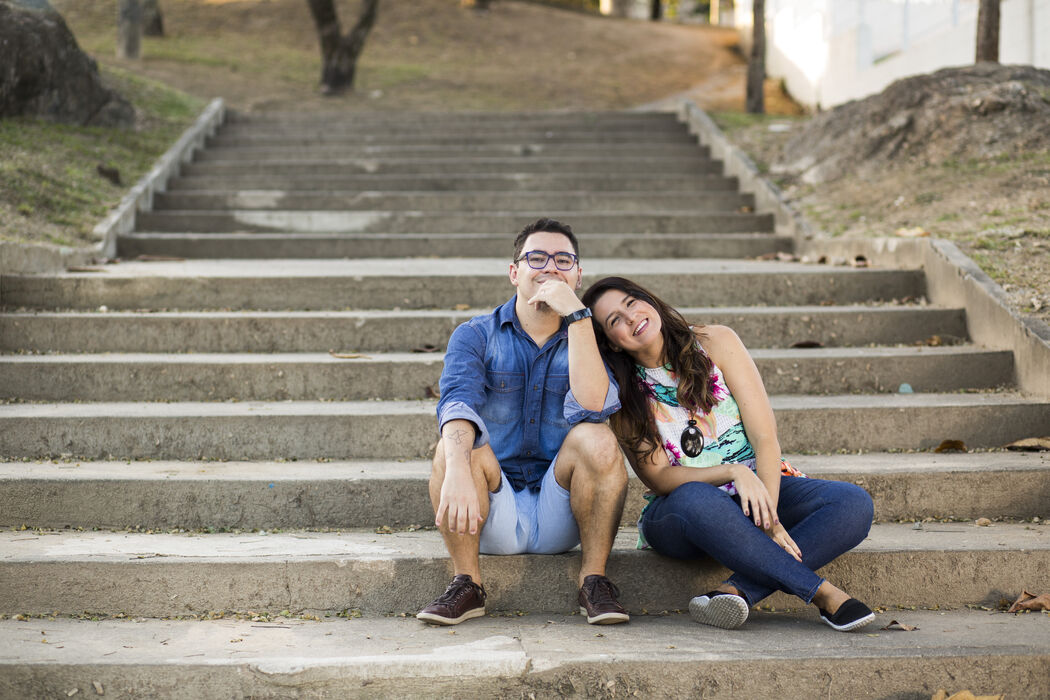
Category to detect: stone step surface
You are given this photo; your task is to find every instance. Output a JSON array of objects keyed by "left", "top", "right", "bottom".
[
  {"left": 1, "top": 259, "right": 922, "bottom": 310},
  {"left": 2, "top": 394, "right": 1047, "bottom": 460},
  {"left": 1, "top": 524, "right": 1046, "bottom": 616},
  {"left": 13, "top": 609, "right": 1050, "bottom": 699},
  {"left": 180, "top": 157, "right": 724, "bottom": 176},
  {"left": 134, "top": 210, "right": 774, "bottom": 234},
  {"left": 166, "top": 173, "right": 742, "bottom": 191},
  {"left": 1, "top": 611, "right": 1046, "bottom": 699},
  {"left": 151, "top": 190, "right": 754, "bottom": 212},
  {"left": 0, "top": 306, "right": 966, "bottom": 353},
  {"left": 222, "top": 110, "right": 681, "bottom": 126},
  {"left": 115, "top": 231, "right": 793, "bottom": 260},
  {"left": 200, "top": 134, "right": 701, "bottom": 152},
  {"left": 0, "top": 347, "right": 1015, "bottom": 402},
  {"left": 2, "top": 453, "right": 1045, "bottom": 530}
]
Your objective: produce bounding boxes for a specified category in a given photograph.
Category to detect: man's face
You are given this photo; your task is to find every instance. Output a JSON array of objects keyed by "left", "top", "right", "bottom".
[{"left": 509, "top": 231, "right": 582, "bottom": 301}]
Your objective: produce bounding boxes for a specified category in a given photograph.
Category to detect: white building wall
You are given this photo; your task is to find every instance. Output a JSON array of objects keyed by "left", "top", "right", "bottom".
[{"left": 732, "top": 0, "right": 1050, "bottom": 110}]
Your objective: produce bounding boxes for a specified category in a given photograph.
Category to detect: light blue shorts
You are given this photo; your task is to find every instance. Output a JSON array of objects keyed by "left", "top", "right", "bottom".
[{"left": 479, "top": 457, "right": 581, "bottom": 555}]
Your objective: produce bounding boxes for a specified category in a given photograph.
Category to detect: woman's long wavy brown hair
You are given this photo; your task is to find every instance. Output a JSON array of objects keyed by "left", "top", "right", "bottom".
[{"left": 581, "top": 277, "right": 715, "bottom": 465}]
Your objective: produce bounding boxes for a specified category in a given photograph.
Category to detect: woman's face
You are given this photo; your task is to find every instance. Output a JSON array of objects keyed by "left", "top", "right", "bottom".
[{"left": 591, "top": 289, "right": 663, "bottom": 358}]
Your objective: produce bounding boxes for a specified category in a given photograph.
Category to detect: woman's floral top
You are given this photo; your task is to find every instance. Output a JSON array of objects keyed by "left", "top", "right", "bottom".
[{"left": 634, "top": 350, "right": 804, "bottom": 549}]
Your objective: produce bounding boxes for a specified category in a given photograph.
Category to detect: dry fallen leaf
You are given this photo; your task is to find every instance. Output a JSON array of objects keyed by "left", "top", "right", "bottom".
[
  {"left": 453, "top": 304, "right": 471, "bottom": 311},
  {"left": 134, "top": 254, "right": 186, "bottom": 262},
  {"left": 789, "top": 340, "right": 824, "bottom": 349},
  {"left": 879, "top": 619, "right": 919, "bottom": 631},
  {"left": 424, "top": 385, "right": 440, "bottom": 399},
  {"left": 931, "top": 692, "right": 1005, "bottom": 700},
  {"left": 934, "top": 439, "right": 967, "bottom": 453},
  {"left": 896, "top": 226, "right": 930, "bottom": 238},
  {"left": 412, "top": 344, "right": 440, "bottom": 353},
  {"left": 775, "top": 251, "right": 798, "bottom": 262},
  {"left": 1007, "top": 590, "right": 1050, "bottom": 613},
  {"left": 328, "top": 351, "right": 370, "bottom": 359},
  {"left": 975, "top": 517, "right": 992, "bottom": 527},
  {"left": 918, "top": 335, "right": 944, "bottom": 347},
  {"left": 1003, "top": 436, "right": 1050, "bottom": 452}
]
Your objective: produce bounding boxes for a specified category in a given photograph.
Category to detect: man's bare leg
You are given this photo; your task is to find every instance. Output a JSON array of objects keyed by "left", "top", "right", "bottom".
[
  {"left": 429, "top": 441, "right": 502, "bottom": 585},
  {"left": 554, "top": 422, "right": 628, "bottom": 587}
]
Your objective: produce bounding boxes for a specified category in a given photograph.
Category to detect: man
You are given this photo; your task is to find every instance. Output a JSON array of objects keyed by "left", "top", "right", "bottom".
[{"left": 417, "top": 218, "right": 629, "bottom": 626}]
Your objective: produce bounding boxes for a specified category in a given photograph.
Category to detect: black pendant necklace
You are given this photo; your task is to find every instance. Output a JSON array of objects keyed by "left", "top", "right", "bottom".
[{"left": 680, "top": 415, "right": 704, "bottom": 458}]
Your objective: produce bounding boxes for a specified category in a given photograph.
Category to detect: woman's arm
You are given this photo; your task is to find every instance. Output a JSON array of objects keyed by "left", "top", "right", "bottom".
[{"left": 701, "top": 325, "right": 802, "bottom": 559}]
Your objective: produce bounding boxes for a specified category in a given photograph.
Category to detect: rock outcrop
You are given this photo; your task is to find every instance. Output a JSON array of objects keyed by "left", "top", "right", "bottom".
[{"left": 0, "top": 0, "right": 134, "bottom": 127}]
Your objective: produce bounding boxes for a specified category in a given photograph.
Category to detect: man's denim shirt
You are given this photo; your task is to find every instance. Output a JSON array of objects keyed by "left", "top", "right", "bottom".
[{"left": 437, "top": 296, "right": 621, "bottom": 492}]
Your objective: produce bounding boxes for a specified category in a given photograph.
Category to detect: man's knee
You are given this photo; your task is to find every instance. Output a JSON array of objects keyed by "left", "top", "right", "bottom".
[{"left": 565, "top": 422, "right": 626, "bottom": 479}]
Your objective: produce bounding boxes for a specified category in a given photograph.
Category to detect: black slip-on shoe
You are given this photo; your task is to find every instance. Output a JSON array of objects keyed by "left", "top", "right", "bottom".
[
  {"left": 688, "top": 590, "right": 750, "bottom": 630},
  {"left": 819, "top": 598, "right": 875, "bottom": 632}
]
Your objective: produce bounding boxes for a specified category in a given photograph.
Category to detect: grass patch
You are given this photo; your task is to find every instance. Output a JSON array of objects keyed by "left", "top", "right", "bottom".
[{"left": 0, "top": 67, "right": 203, "bottom": 248}]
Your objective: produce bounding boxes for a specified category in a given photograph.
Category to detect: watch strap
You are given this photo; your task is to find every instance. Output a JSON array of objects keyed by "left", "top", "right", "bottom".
[{"left": 563, "top": 307, "right": 593, "bottom": 325}]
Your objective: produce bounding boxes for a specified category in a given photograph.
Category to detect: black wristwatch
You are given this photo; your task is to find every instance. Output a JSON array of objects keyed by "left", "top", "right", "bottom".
[{"left": 563, "top": 307, "right": 593, "bottom": 325}]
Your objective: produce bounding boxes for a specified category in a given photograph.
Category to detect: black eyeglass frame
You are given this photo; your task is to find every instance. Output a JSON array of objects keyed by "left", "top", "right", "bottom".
[{"left": 514, "top": 250, "right": 580, "bottom": 271}]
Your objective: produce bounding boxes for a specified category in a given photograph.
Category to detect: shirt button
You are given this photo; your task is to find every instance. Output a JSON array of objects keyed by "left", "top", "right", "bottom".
[
  {"left": 534, "top": 385, "right": 540, "bottom": 391},
  {"left": 526, "top": 451, "right": 532, "bottom": 456},
  {"left": 530, "top": 419, "right": 535, "bottom": 424}
]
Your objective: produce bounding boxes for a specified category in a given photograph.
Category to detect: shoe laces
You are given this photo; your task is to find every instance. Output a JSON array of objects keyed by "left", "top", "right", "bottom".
[
  {"left": 435, "top": 575, "right": 485, "bottom": 605},
  {"left": 583, "top": 575, "right": 620, "bottom": 604}
]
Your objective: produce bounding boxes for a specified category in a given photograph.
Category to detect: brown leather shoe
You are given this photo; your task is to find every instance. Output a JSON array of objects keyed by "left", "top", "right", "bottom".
[
  {"left": 578, "top": 574, "right": 629, "bottom": 624},
  {"left": 416, "top": 574, "right": 487, "bottom": 625}
]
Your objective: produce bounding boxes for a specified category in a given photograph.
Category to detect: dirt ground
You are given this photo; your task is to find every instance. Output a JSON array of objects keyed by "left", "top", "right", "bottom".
[
  {"left": 52, "top": 0, "right": 794, "bottom": 114},
  {"left": 723, "top": 66, "right": 1050, "bottom": 329}
]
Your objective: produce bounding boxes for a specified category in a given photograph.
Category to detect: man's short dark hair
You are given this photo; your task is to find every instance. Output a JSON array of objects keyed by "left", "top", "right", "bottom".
[{"left": 513, "top": 218, "right": 580, "bottom": 261}]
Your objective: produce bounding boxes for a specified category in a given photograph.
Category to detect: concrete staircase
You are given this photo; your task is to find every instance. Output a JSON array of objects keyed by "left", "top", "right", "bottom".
[{"left": 1, "top": 110, "right": 1048, "bottom": 698}]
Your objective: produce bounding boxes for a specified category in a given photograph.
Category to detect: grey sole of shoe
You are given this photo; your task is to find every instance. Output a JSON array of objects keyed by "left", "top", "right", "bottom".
[
  {"left": 820, "top": 611, "right": 876, "bottom": 632},
  {"left": 416, "top": 607, "right": 486, "bottom": 626},
  {"left": 688, "top": 594, "right": 749, "bottom": 630},
  {"left": 579, "top": 607, "right": 630, "bottom": 625}
]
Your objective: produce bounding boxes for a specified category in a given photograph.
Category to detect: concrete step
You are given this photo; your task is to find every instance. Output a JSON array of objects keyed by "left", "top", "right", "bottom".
[
  {"left": 223, "top": 110, "right": 681, "bottom": 127},
  {"left": 134, "top": 211, "right": 773, "bottom": 235},
  {"left": 151, "top": 190, "right": 754, "bottom": 213},
  {"left": 5, "top": 611, "right": 1045, "bottom": 699},
  {"left": 166, "top": 173, "right": 741, "bottom": 192},
  {"left": 180, "top": 157, "right": 724, "bottom": 176},
  {"left": 0, "top": 306, "right": 966, "bottom": 353},
  {"left": 1, "top": 524, "right": 1047, "bottom": 616},
  {"left": 201, "top": 134, "right": 701, "bottom": 151},
  {"left": 3, "top": 453, "right": 1045, "bottom": 530},
  {"left": 1, "top": 394, "right": 1047, "bottom": 460},
  {"left": 116, "top": 232, "right": 792, "bottom": 260},
  {"left": 0, "top": 347, "right": 1015, "bottom": 402},
  {"left": 0, "top": 259, "right": 923, "bottom": 311},
  {"left": 135, "top": 211, "right": 774, "bottom": 235}
]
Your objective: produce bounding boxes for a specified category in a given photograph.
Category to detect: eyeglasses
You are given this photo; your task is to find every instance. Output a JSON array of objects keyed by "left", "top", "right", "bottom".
[{"left": 515, "top": 250, "right": 579, "bottom": 271}]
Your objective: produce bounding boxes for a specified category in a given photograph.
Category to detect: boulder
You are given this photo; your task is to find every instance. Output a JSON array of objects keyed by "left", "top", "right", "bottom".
[{"left": 0, "top": 0, "right": 134, "bottom": 127}]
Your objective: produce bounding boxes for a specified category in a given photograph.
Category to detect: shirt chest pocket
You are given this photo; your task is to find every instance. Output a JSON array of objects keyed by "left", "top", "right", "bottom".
[
  {"left": 541, "top": 373, "right": 570, "bottom": 427},
  {"left": 481, "top": 370, "right": 524, "bottom": 425}
]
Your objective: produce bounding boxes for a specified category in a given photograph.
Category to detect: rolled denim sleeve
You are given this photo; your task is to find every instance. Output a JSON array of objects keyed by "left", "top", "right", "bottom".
[
  {"left": 563, "top": 366, "right": 621, "bottom": 425},
  {"left": 436, "top": 321, "right": 490, "bottom": 449}
]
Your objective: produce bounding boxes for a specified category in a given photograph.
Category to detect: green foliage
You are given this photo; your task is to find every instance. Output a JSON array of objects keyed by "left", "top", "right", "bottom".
[{"left": 0, "top": 67, "right": 202, "bottom": 247}]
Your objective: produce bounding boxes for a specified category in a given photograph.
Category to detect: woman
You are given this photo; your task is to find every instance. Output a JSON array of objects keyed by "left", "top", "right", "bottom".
[{"left": 582, "top": 276, "right": 876, "bottom": 632}]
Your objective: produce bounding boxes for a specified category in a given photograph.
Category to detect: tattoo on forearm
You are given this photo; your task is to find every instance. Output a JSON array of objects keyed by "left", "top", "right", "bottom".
[{"left": 448, "top": 428, "right": 469, "bottom": 445}]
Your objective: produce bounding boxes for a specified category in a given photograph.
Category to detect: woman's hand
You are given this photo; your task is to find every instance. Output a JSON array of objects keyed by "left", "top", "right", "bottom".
[
  {"left": 765, "top": 522, "right": 803, "bottom": 562},
  {"left": 729, "top": 464, "right": 778, "bottom": 530}
]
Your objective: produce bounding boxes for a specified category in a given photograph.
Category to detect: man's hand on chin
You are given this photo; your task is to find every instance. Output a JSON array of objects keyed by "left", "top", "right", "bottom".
[{"left": 527, "top": 279, "right": 583, "bottom": 317}]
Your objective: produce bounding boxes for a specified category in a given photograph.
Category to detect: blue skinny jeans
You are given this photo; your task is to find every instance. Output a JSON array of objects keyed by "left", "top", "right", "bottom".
[{"left": 639, "top": 475, "right": 873, "bottom": 606}]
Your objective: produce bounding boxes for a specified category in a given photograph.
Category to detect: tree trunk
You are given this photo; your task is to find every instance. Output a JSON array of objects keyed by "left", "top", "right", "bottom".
[
  {"left": 745, "top": 0, "right": 765, "bottom": 113},
  {"left": 117, "top": 0, "right": 142, "bottom": 60},
  {"left": 306, "top": 0, "right": 380, "bottom": 94},
  {"left": 142, "top": 0, "right": 163, "bottom": 37},
  {"left": 650, "top": 0, "right": 662, "bottom": 20},
  {"left": 976, "top": 0, "right": 1000, "bottom": 62}
]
